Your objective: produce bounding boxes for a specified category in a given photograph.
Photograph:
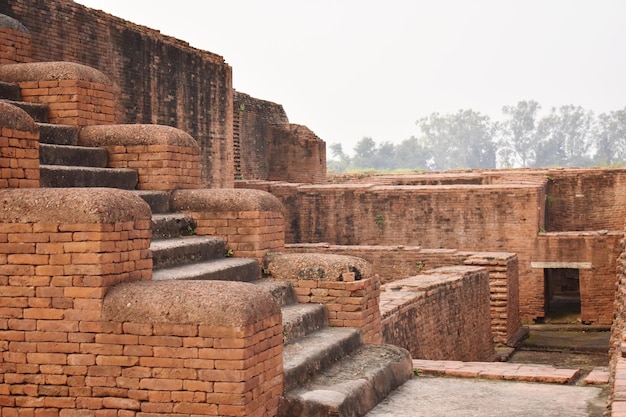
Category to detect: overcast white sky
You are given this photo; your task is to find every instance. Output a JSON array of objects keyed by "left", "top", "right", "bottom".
[{"left": 76, "top": 0, "right": 626, "bottom": 153}]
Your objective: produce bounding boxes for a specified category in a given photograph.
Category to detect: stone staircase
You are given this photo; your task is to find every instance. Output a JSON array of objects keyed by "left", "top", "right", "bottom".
[{"left": 1, "top": 77, "right": 413, "bottom": 417}]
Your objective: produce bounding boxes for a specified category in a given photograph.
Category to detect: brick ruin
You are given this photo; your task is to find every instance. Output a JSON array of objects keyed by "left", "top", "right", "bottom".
[{"left": 2, "top": 0, "right": 626, "bottom": 416}]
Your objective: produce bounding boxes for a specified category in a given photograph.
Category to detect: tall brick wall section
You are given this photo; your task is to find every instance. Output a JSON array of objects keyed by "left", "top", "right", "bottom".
[
  {"left": 1, "top": 0, "right": 233, "bottom": 188},
  {"left": 0, "top": 188, "right": 283, "bottom": 416},
  {"left": 0, "top": 102, "right": 39, "bottom": 188},
  {"left": 233, "top": 92, "right": 326, "bottom": 184},
  {"left": 267, "top": 124, "right": 326, "bottom": 184},
  {"left": 380, "top": 267, "right": 495, "bottom": 361},
  {"left": 233, "top": 92, "right": 289, "bottom": 182},
  {"left": 609, "top": 229, "right": 626, "bottom": 415}
]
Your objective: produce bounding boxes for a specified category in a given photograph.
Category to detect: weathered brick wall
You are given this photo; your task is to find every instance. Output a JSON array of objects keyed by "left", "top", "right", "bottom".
[
  {"left": 79, "top": 124, "right": 201, "bottom": 191},
  {"left": 233, "top": 92, "right": 326, "bottom": 184},
  {"left": 1, "top": 0, "right": 233, "bottom": 188},
  {"left": 0, "top": 14, "right": 31, "bottom": 64},
  {"left": 0, "top": 188, "right": 283, "bottom": 416},
  {"left": 263, "top": 253, "right": 382, "bottom": 344},
  {"left": 171, "top": 189, "right": 285, "bottom": 265},
  {"left": 380, "top": 267, "right": 494, "bottom": 361},
  {"left": 285, "top": 244, "right": 520, "bottom": 346},
  {"left": 0, "top": 102, "right": 39, "bottom": 188}
]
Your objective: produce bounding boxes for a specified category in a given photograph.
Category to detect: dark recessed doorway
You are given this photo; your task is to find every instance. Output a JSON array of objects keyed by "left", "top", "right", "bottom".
[{"left": 544, "top": 268, "right": 581, "bottom": 324}]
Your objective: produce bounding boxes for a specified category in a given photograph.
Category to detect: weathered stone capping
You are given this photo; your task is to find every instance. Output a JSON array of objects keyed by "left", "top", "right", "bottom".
[
  {"left": 79, "top": 124, "right": 201, "bottom": 191},
  {"left": 171, "top": 189, "right": 285, "bottom": 264},
  {"left": 0, "top": 102, "right": 39, "bottom": 188},
  {"left": 0, "top": 62, "right": 114, "bottom": 126},
  {"left": 262, "top": 252, "right": 382, "bottom": 343},
  {"left": 0, "top": 14, "right": 31, "bottom": 64},
  {"left": 380, "top": 266, "right": 495, "bottom": 361}
]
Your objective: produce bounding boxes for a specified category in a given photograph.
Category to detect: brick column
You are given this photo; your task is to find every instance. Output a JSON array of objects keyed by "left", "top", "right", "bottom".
[
  {"left": 0, "top": 62, "right": 115, "bottom": 126},
  {"left": 172, "top": 188, "right": 285, "bottom": 264},
  {"left": 0, "top": 14, "right": 32, "bottom": 64},
  {"left": 0, "top": 102, "right": 39, "bottom": 188}
]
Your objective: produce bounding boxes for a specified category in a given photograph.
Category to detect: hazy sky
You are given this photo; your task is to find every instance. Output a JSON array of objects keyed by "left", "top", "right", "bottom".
[{"left": 76, "top": 0, "right": 626, "bottom": 153}]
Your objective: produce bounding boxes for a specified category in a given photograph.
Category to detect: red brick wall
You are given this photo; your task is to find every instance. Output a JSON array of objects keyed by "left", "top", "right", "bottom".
[
  {"left": 1, "top": 0, "right": 233, "bottom": 188},
  {"left": 380, "top": 267, "right": 494, "bottom": 361},
  {"left": 267, "top": 124, "right": 326, "bottom": 184},
  {"left": 608, "top": 231, "right": 626, "bottom": 414}
]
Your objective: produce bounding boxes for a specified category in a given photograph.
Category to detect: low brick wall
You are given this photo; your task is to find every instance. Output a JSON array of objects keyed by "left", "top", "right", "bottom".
[
  {"left": 172, "top": 189, "right": 285, "bottom": 265},
  {"left": 0, "top": 62, "right": 115, "bottom": 126},
  {"left": 0, "top": 14, "right": 31, "bottom": 64},
  {"left": 380, "top": 266, "right": 494, "bottom": 361},
  {"left": 262, "top": 252, "right": 382, "bottom": 344},
  {"left": 286, "top": 244, "right": 520, "bottom": 346},
  {"left": 0, "top": 102, "right": 39, "bottom": 188},
  {"left": 79, "top": 124, "right": 201, "bottom": 191}
]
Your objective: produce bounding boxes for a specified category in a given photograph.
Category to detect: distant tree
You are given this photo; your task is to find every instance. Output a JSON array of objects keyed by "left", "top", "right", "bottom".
[
  {"left": 352, "top": 137, "right": 377, "bottom": 169},
  {"left": 594, "top": 108, "right": 626, "bottom": 165},
  {"left": 417, "top": 110, "right": 496, "bottom": 170},
  {"left": 393, "top": 136, "right": 430, "bottom": 170},
  {"left": 327, "top": 143, "right": 351, "bottom": 172},
  {"left": 500, "top": 100, "right": 541, "bottom": 167},
  {"left": 534, "top": 105, "right": 594, "bottom": 167}
]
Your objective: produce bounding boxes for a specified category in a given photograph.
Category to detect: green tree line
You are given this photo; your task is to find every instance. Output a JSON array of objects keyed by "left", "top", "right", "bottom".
[{"left": 328, "top": 101, "right": 626, "bottom": 172}]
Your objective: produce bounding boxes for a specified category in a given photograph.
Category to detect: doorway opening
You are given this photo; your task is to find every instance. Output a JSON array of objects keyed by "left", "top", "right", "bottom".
[{"left": 544, "top": 268, "right": 581, "bottom": 323}]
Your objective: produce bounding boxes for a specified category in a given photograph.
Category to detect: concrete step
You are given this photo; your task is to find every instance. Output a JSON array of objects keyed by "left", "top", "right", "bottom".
[
  {"left": 0, "top": 81, "right": 21, "bottom": 100},
  {"left": 280, "top": 344, "right": 413, "bottom": 417},
  {"left": 151, "top": 213, "right": 196, "bottom": 239},
  {"left": 150, "top": 236, "right": 227, "bottom": 270},
  {"left": 39, "top": 165, "right": 138, "bottom": 189},
  {"left": 36, "top": 123, "right": 78, "bottom": 145},
  {"left": 253, "top": 279, "right": 297, "bottom": 307},
  {"left": 132, "top": 190, "right": 171, "bottom": 214},
  {"left": 283, "top": 327, "right": 363, "bottom": 393},
  {"left": 282, "top": 303, "right": 328, "bottom": 345},
  {"left": 39, "top": 143, "right": 108, "bottom": 167},
  {"left": 1, "top": 99, "right": 48, "bottom": 122},
  {"left": 152, "top": 257, "right": 260, "bottom": 282}
]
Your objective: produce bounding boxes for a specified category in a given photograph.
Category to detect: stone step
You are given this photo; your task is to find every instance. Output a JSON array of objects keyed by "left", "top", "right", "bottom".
[
  {"left": 150, "top": 236, "right": 227, "bottom": 270},
  {"left": 36, "top": 123, "right": 78, "bottom": 145},
  {"left": 151, "top": 213, "right": 196, "bottom": 239},
  {"left": 282, "top": 303, "right": 328, "bottom": 346},
  {"left": 39, "top": 143, "right": 108, "bottom": 167},
  {"left": 152, "top": 257, "right": 260, "bottom": 282},
  {"left": 0, "top": 81, "right": 21, "bottom": 100},
  {"left": 39, "top": 165, "right": 138, "bottom": 189},
  {"left": 132, "top": 190, "right": 171, "bottom": 214},
  {"left": 283, "top": 327, "right": 362, "bottom": 393},
  {"left": 1, "top": 99, "right": 48, "bottom": 122},
  {"left": 252, "top": 279, "right": 297, "bottom": 307},
  {"left": 280, "top": 344, "right": 413, "bottom": 417}
]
